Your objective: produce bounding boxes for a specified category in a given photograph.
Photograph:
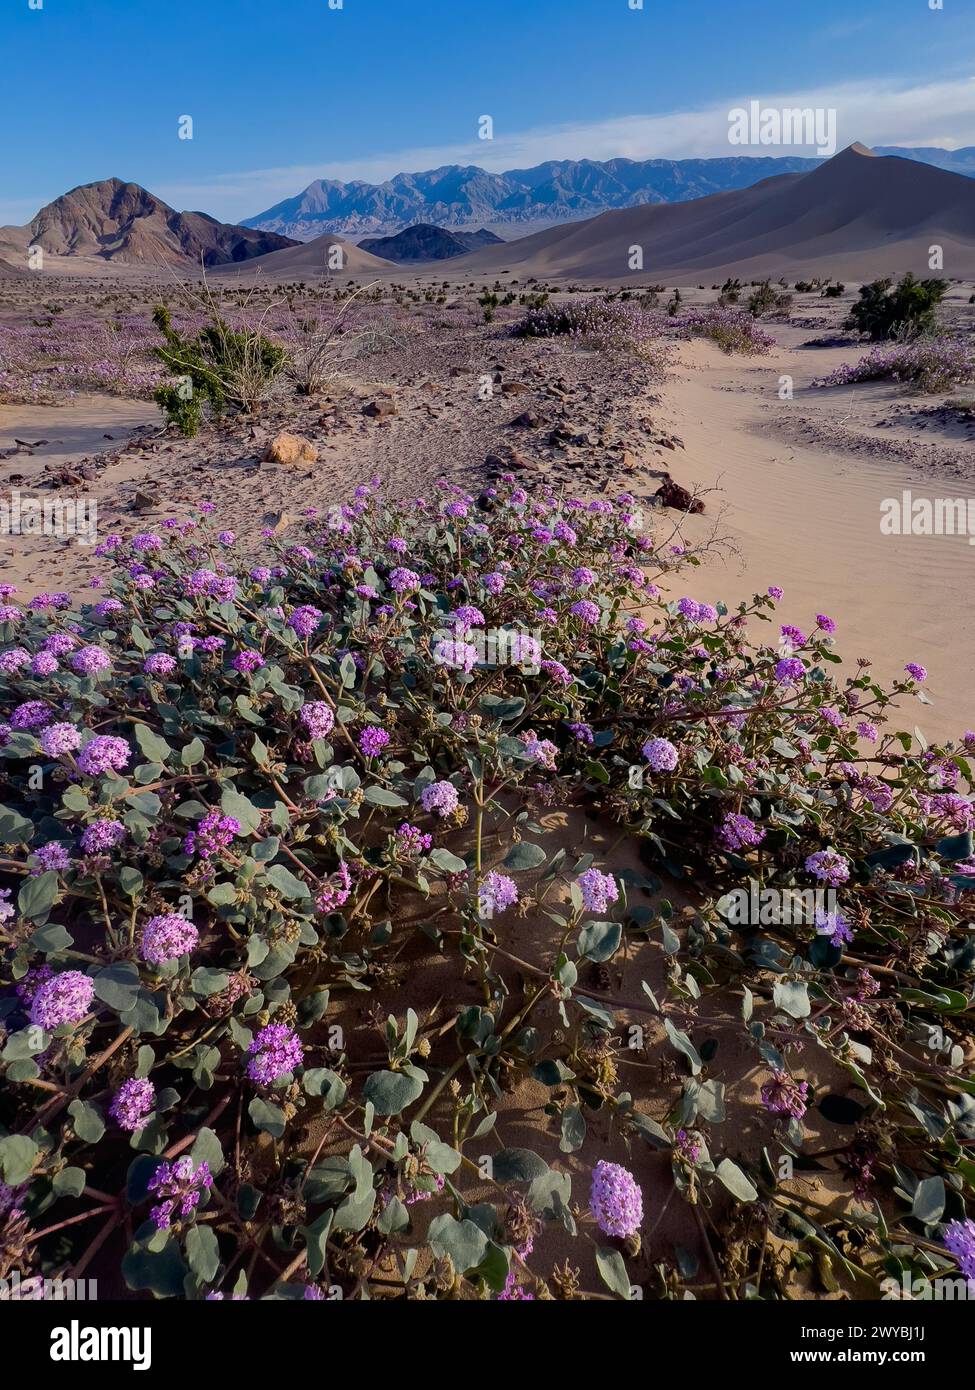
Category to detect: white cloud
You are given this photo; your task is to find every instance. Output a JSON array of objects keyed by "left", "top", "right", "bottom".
[{"left": 4, "top": 76, "right": 974, "bottom": 227}]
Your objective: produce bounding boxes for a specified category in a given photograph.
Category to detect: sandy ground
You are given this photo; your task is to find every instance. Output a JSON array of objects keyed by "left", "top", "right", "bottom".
[{"left": 661, "top": 329, "right": 974, "bottom": 743}]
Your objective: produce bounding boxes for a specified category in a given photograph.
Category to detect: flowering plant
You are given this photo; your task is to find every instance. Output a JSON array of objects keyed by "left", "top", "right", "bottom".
[{"left": 0, "top": 478, "right": 973, "bottom": 1301}]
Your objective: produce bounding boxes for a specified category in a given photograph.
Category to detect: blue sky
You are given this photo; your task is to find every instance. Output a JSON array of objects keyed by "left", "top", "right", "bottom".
[{"left": 1, "top": 0, "right": 973, "bottom": 225}]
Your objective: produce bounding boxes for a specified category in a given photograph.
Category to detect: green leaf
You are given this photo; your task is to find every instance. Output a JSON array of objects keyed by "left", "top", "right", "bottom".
[
  {"left": 428, "top": 1214, "right": 489, "bottom": 1273},
  {"left": 595, "top": 1246, "right": 633, "bottom": 1299},
  {"left": 67, "top": 1100, "right": 104, "bottom": 1145},
  {"left": 502, "top": 841, "right": 547, "bottom": 871},
  {"left": 190, "top": 1127, "right": 225, "bottom": 1177},
  {"left": 249, "top": 1098, "right": 287, "bottom": 1137},
  {"left": 17, "top": 872, "right": 59, "bottom": 922},
  {"left": 577, "top": 920, "right": 622, "bottom": 962},
  {"left": 716, "top": 1158, "right": 758, "bottom": 1202},
  {"left": 264, "top": 863, "right": 310, "bottom": 900},
  {"left": 560, "top": 1104, "right": 586, "bottom": 1153},
  {"left": 773, "top": 979, "right": 811, "bottom": 1020},
  {"left": 363, "top": 786, "right": 409, "bottom": 808},
  {"left": 53, "top": 1166, "right": 86, "bottom": 1198},
  {"left": 912, "top": 1176, "right": 945, "bottom": 1225},
  {"left": 362, "top": 1070, "right": 424, "bottom": 1115},
  {"left": 135, "top": 725, "right": 172, "bottom": 764},
  {"left": 185, "top": 1224, "right": 220, "bottom": 1283},
  {"left": 93, "top": 962, "right": 141, "bottom": 1012},
  {"left": 181, "top": 738, "right": 206, "bottom": 767},
  {"left": 29, "top": 921, "right": 73, "bottom": 954},
  {"left": 491, "top": 1148, "right": 549, "bottom": 1183},
  {"left": 0, "top": 1135, "right": 38, "bottom": 1185},
  {"left": 302, "top": 1211, "right": 334, "bottom": 1276},
  {"left": 664, "top": 1018, "right": 702, "bottom": 1075},
  {"left": 429, "top": 847, "right": 467, "bottom": 874},
  {"left": 220, "top": 788, "right": 263, "bottom": 834},
  {"left": 191, "top": 968, "right": 230, "bottom": 997},
  {"left": 302, "top": 1069, "right": 348, "bottom": 1109}
]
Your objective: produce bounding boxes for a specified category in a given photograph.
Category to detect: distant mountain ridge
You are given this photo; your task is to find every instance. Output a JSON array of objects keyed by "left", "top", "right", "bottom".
[
  {"left": 0, "top": 178, "right": 297, "bottom": 270},
  {"left": 243, "top": 147, "right": 975, "bottom": 240},
  {"left": 357, "top": 224, "right": 503, "bottom": 261}
]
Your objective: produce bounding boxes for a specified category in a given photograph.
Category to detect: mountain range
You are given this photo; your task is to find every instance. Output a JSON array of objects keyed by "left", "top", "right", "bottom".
[
  {"left": 0, "top": 178, "right": 297, "bottom": 273},
  {"left": 242, "top": 147, "right": 975, "bottom": 241},
  {"left": 438, "top": 144, "right": 975, "bottom": 283}
]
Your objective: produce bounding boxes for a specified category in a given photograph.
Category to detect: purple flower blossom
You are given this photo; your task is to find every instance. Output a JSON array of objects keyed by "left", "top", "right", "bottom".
[
  {"left": 183, "top": 811, "right": 240, "bottom": 860},
  {"left": 110, "top": 1078, "right": 155, "bottom": 1132},
  {"left": 29, "top": 970, "right": 95, "bottom": 1030},
  {"left": 71, "top": 646, "right": 111, "bottom": 677},
  {"left": 147, "top": 1157, "right": 213, "bottom": 1230},
  {"left": 231, "top": 650, "right": 265, "bottom": 673},
  {"left": 589, "top": 1160, "right": 643, "bottom": 1238},
  {"left": 247, "top": 1023, "right": 303, "bottom": 1086},
  {"left": 570, "top": 599, "right": 601, "bottom": 627},
  {"left": 11, "top": 700, "right": 53, "bottom": 730},
  {"left": 359, "top": 726, "right": 390, "bottom": 757},
  {"left": 904, "top": 663, "right": 928, "bottom": 683},
  {"left": 33, "top": 841, "right": 72, "bottom": 874},
  {"left": 396, "top": 822, "right": 432, "bottom": 856},
  {"left": 389, "top": 566, "right": 421, "bottom": 594},
  {"left": 299, "top": 701, "right": 335, "bottom": 741},
  {"left": 39, "top": 722, "right": 81, "bottom": 757},
  {"left": 140, "top": 913, "right": 199, "bottom": 965},
  {"left": 814, "top": 907, "right": 854, "bottom": 947},
  {"left": 420, "top": 781, "right": 459, "bottom": 818},
  {"left": 943, "top": 1219, "right": 975, "bottom": 1281},
  {"left": 315, "top": 863, "right": 351, "bottom": 914},
  {"left": 578, "top": 868, "right": 619, "bottom": 915},
  {"left": 718, "top": 813, "right": 765, "bottom": 852},
  {"left": 434, "top": 637, "right": 479, "bottom": 673},
  {"left": 805, "top": 849, "right": 851, "bottom": 886},
  {"left": 77, "top": 735, "right": 130, "bottom": 777},
  {"left": 478, "top": 871, "right": 519, "bottom": 917},
  {"left": 80, "top": 820, "right": 127, "bottom": 854},
  {"left": 289, "top": 605, "right": 323, "bottom": 638},
  {"left": 642, "top": 737, "right": 678, "bottom": 772},
  {"left": 143, "top": 653, "right": 176, "bottom": 678},
  {"left": 761, "top": 1070, "right": 809, "bottom": 1119},
  {"left": 775, "top": 657, "right": 806, "bottom": 685}
]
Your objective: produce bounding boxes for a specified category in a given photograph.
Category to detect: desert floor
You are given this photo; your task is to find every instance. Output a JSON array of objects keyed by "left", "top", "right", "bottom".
[{"left": 2, "top": 287, "right": 971, "bottom": 742}]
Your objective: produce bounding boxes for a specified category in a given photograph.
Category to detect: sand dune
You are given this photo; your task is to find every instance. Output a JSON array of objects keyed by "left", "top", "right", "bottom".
[
  {"left": 439, "top": 145, "right": 975, "bottom": 282},
  {"left": 213, "top": 232, "right": 396, "bottom": 279}
]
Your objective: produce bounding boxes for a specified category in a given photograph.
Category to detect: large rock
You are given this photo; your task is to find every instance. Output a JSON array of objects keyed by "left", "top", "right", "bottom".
[{"left": 263, "top": 432, "right": 318, "bottom": 466}]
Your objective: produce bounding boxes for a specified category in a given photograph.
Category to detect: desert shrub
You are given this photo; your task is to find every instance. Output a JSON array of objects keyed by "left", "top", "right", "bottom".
[
  {"left": 845, "top": 273, "right": 948, "bottom": 341},
  {"left": 509, "top": 298, "right": 665, "bottom": 363},
  {"left": 814, "top": 335, "right": 975, "bottom": 393},
  {"left": 1, "top": 482, "right": 974, "bottom": 1302},
  {"left": 152, "top": 304, "right": 285, "bottom": 436},
  {"left": 747, "top": 279, "right": 793, "bottom": 319},
  {"left": 718, "top": 277, "right": 742, "bottom": 306},
  {"left": 671, "top": 305, "right": 775, "bottom": 355},
  {"left": 275, "top": 280, "right": 376, "bottom": 396}
]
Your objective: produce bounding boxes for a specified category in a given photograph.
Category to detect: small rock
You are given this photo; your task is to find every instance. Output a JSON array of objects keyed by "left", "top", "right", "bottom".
[
  {"left": 363, "top": 397, "right": 397, "bottom": 418},
  {"left": 500, "top": 381, "right": 530, "bottom": 396},
  {"left": 655, "top": 476, "right": 705, "bottom": 514}
]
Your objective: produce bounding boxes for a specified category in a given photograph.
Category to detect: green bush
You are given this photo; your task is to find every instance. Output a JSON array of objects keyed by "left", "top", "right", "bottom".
[{"left": 845, "top": 274, "right": 947, "bottom": 340}]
